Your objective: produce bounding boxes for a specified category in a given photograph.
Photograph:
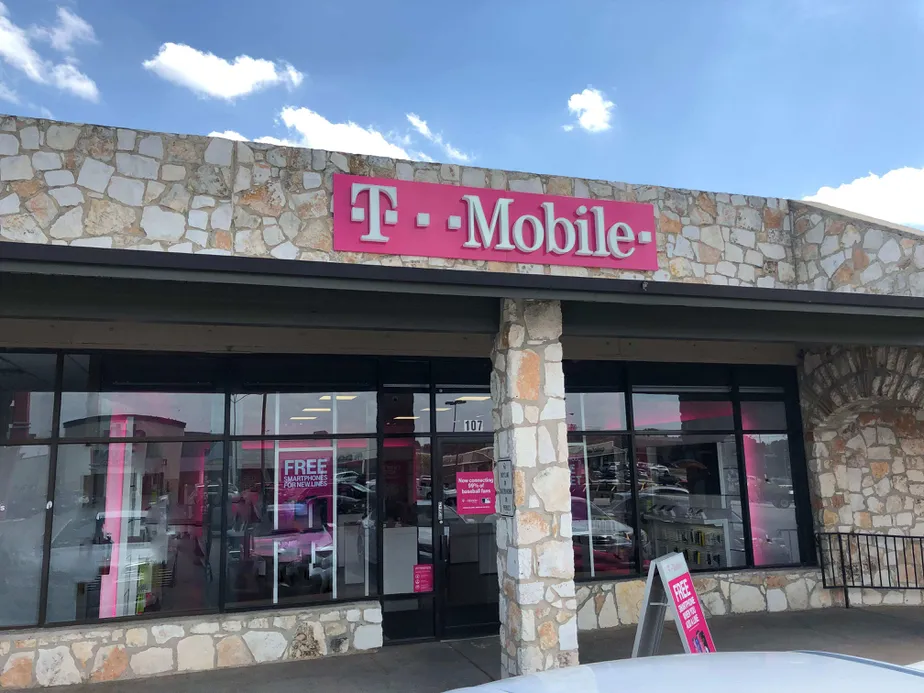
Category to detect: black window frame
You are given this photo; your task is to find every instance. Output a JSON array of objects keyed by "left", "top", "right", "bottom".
[
  {"left": 564, "top": 361, "right": 814, "bottom": 584},
  {"left": 0, "top": 349, "right": 813, "bottom": 631}
]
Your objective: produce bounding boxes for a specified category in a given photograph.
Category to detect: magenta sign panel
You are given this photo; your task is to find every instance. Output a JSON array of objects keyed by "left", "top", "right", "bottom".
[
  {"left": 413, "top": 564, "right": 433, "bottom": 593},
  {"left": 667, "top": 572, "right": 715, "bottom": 654},
  {"left": 333, "top": 174, "right": 657, "bottom": 270},
  {"left": 456, "top": 471, "right": 496, "bottom": 515}
]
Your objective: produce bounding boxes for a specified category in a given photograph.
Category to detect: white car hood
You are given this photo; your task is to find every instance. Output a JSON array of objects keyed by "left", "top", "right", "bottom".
[{"left": 445, "top": 652, "right": 924, "bottom": 692}]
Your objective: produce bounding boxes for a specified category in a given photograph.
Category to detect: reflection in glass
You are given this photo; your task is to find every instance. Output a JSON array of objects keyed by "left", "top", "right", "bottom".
[
  {"left": 440, "top": 441, "right": 498, "bottom": 631},
  {"left": 741, "top": 401, "right": 788, "bottom": 431},
  {"left": 0, "top": 353, "right": 56, "bottom": 443},
  {"left": 632, "top": 396, "right": 734, "bottom": 432},
  {"left": 566, "top": 393, "right": 627, "bottom": 432},
  {"left": 382, "top": 392, "right": 430, "bottom": 435},
  {"left": 226, "top": 439, "right": 376, "bottom": 607},
  {"left": 568, "top": 436, "right": 636, "bottom": 579},
  {"left": 635, "top": 435, "right": 745, "bottom": 572},
  {"left": 60, "top": 392, "right": 224, "bottom": 439},
  {"left": 231, "top": 392, "right": 376, "bottom": 437},
  {"left": 380, "top": 438, "right": 431, "bottom": 595},
  {"left": 744, "top": 434, "right": 801, "bottom": 565},
  {"left": 0, "top": 445, "right": 49, "bottom": 626},
  {"left": 47, "top": 440, "right": 223, "bottom": 623},
  {"left": 435, "top": 393, "right": 492, "bottom": 433}
]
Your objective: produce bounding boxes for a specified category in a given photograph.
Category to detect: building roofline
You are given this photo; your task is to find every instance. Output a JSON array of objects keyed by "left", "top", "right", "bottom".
[
  {"left": 3, "top": 242, "right": 924, "bottom": 317},
  {"left": 793, "top": 200, "right": 924, "bottom": 239}
]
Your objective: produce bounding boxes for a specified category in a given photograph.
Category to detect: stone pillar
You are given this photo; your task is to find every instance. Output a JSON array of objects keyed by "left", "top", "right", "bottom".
[{"left": 491, "top": 298, "right": 578, "bottom": 678}]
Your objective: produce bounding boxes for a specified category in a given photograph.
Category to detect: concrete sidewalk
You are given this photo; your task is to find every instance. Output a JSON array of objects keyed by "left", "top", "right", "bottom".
[{"left": 68, "top": 607, "right": 924, "bottom": 693}]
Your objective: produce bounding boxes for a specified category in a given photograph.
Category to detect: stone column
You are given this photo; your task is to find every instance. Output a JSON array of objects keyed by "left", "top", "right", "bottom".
[{"left": 491, "top": 298, "right": 578, "bottom": 678}]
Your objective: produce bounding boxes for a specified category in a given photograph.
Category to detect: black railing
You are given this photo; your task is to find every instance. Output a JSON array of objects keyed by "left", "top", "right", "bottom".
[{"left": 817, "top": 532, "right": 924, "bottom": 607}]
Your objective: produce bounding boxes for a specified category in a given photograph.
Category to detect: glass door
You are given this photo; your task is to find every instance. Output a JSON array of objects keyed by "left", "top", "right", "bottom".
[{"left": 435, "top": 438, "right": 499, "bottom": 637}]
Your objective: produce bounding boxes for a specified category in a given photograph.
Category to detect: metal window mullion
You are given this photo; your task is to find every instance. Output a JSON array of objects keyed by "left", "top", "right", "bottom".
[
  {"left": 731, "top": 371, "right": 755, "bottom": 568},
  {"left": 37, "top": 352, "right": 64, "bottom": 627},
  {"left": 218, "top": 389, "right": 231, "bottom": 613},
  {"left": 625, "top": 370, "right": 643, "bottom": 576}
]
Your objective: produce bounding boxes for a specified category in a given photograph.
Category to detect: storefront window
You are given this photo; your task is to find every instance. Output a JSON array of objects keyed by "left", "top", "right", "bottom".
[
  {"left": 744, "top": 434, "right": 800, "bottom": 565},
  {"left": 46, "top": 441, "right": 224, "bottom": 623},
  {"left": 381, "top": 438, "right": 432, "bottom": 594},
  {"left": 225, "top": 438, "right": 376, "bottom": 608},
  {"left": 231, "top": 392, "right": 376, "bottom": 437},
  {"left": 741, "top": 401, "right": 788, "bottom": 430},
  {"left": 0, "top": 353, "right": 56, "bottom": 443},
  {"left": 59, "top": 392, "right": 224, "bottom": 439},
  {"left": 635, "top": 434, "right": 746, "bottom": 572},
  {"left": 435, "top": 392, "right": 492, "bottom": 433},
  {"left": 0, "top": 445, "right": 50, "bottom": 626},
  {"left": 568, "top": 436, "right": 635, "bottom": 579},
  {"left": 566, "top": 392, "right": 626, "bottom": 432},
  {"left": 382, "top": 392, "right": 430, "bottom": 434},
  {"left": 633, "top": 395, "right": 734, "bottom": 432}
]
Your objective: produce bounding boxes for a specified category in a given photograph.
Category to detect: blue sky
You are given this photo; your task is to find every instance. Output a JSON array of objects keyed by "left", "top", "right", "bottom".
[{"left": 0, "top": 0, "right": 922, "bottom": 225}]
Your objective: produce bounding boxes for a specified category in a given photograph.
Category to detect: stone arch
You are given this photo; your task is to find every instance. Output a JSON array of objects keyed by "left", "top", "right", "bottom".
[
  {"left": 800, "top": 346, "right": 924, "bottom": 429},
  {"left": 800, "top": 346, "right": 924, "bottom": 537}
]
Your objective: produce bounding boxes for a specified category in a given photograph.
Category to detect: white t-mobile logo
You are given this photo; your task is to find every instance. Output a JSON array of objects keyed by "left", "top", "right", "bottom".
[{"left": 351, "top": 183, "right": 398, "bottom": 243}]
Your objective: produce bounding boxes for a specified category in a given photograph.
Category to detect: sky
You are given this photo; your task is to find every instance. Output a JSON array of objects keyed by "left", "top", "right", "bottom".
[{"left": 0, "top": 0, "right": 922, "bottom": 227}]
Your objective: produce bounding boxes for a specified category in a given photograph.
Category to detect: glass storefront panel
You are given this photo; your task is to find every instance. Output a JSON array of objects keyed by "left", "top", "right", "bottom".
[
  {"left": 741, "top": 401, "right": 788, "bottom": 431},
  {"left": 59, "top": 392, "right": 225, "bottom": 439},
  {"left": 382, "top": 392, "right": 430, "bottom": 435},
  {"left": 435, "top": 392, "right": 492, "bottom": 433},
  {"left": 635, "top": 434, "right": 746, "bottom": 572},
  {"left": 566, "top": 392, "right": 627, "bottom": 432},
  {"left": 226, "top": 438, "right": 376, "bottom": 608},
  {"left": 230, "top": 392, "right": 376, "bottom": 437},
  {"left": 744, "top": 434, "right": 801, "bottom": 565},
  {"left": 632, "top": 395, "right": 734, "bottom": 432},
  {"left": 0, "top": 353, "right": 56, "bottom": 443},
  {"left": 0, "top": 445, "right": 50, "bottom": 626},
  {"left": 568, "top": 436, "right": 636, "bottom": 579},
  {"left": 380, "top": 438, "right": 432, "bottom": 595},
  {"left": 47, "top": 441, "right": 223, "bottom": 623}
]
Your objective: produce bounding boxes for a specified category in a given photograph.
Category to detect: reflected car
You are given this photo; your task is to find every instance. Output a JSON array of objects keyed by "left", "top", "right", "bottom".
[{"left": 571, "top": 497, "right": 648, "bottom": 573}]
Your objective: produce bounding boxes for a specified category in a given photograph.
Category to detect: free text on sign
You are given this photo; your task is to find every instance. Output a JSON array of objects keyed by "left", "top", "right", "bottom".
[{"left": 333, "top": 174, "right": 657, "bottom": 270}]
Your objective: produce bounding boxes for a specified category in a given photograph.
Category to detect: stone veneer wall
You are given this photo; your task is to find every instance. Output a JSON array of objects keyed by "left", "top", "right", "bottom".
[
  {"left": 799, "top": 346, "right": 924, "bottom": 607},
  {"left": 575, "top": 568, "right": 840, "bottom": 631},
  {"left": 0, "top": 114, "right": 796, "bottom": 288},
  {"left": 792, "top": 201, "right": 924, "bottom": 295},
  {"left": 0, "top": 601, "right": 382, "bottom": 689},
  {"left": 491, "top": 299, "right": 578, "bottom": 677}
]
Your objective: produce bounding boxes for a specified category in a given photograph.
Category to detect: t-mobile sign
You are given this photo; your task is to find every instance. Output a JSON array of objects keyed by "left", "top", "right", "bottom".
[{"left": 333, "top": 174, "right": 657, "bottom": 270}]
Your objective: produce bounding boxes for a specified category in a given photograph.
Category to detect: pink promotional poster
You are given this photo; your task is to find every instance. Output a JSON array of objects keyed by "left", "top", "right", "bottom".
[
  {"left": 456, "top": 471, "right": 496, "bottom": 515},
  {"left": 278, "top": 450, "right": 334, "bottom": 522},
  {"left": 413, "top": 564, "right": 433, "bottom": 593},
  {"left": 333, "top": 174, "right": 657, "bottom": 271},
  {"left": 667, "top": 572, "right": 715, "bottom": 654}
]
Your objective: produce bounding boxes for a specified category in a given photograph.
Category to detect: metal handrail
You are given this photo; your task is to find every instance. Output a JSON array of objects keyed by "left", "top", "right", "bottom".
[{"left": 817, "top": 531, "right": 924, "bottom": 608}]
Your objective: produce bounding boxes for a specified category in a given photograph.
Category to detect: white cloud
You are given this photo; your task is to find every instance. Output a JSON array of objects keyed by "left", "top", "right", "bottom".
[
  {"left": 405, "top": 112, "right": 471, "bottom": 163},
  {"left": 208, "top": 130, "right": 248, "bottom": 141},
  {"left": 143, "top": 43, "right": 303, "bottom": 101},
  {"left": 804, "top": 166, "right": 924, "bottom": 228},
  {"left": 0, "top": 2, "right": 98, "bottom": 101},
  {"left": 280, "top": 107, "right": 410, "bottom": 158},
  {"left": 32, "top": 7, "right": 96, "bottom": 53},
  {"left": 0, "top": 81, "right": 18, "bottom": 104},
  {"left": 565, "top": 87, "right": 614, "bottom": 133},
  {"left": 210, "top": 107, "right": 416, "bottom": 159}
]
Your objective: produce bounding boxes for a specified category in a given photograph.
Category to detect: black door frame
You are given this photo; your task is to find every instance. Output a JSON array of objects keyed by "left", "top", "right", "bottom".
[{"left": 432, "top": 434, "right": 499, "bottom": 640}]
